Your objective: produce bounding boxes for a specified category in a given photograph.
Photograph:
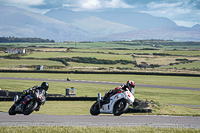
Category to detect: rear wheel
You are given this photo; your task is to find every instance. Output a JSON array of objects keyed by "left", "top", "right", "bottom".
[
  {"left": 23, "top": 100, "right": 38, "bottom": 115},
  {"left": 90, "top": 101, "right": 100, "bottom": 116},
  {"left": 8, "top": 104, "right": 17, "bottom": 115},
  {"left": 113, "top": 99, "right": 129, "bottom": 116}
]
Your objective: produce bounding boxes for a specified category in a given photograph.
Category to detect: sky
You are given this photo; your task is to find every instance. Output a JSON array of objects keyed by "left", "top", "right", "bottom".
[{"left": 0, "top": 0, "right": 200, "bottom": 27}]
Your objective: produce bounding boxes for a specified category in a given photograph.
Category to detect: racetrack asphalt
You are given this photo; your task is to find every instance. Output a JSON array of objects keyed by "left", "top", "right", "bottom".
[
  {"left": 0, "top": 112, "right": 200, "bottom": 128},
  {"left": 1, "top": 77, "right": 200, "bottom": 128}
]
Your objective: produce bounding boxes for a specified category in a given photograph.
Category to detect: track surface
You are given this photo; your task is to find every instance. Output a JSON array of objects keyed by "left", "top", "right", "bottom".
[
  {"left": 0, "top": 112, "right": 200, "bottom": 128},
  {"left": 1, "top": 77, "right": 200, "bottom": 91},
  {"left": 1, "top": 77, "right": 200, "bottom": 128}
]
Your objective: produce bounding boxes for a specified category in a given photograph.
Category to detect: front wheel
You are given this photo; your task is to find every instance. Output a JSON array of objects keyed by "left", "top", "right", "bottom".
[
  {"left": 23, "top": 100, "right": 38, "bottom": 115},
  {"left": 113, "top": 99, "right": 129, "bottom": 116},
  {"left": 8, "top": 104, "right": 17, "bottom": 115},
  {"left": 90, "top": 101, "right": 100, "bottom": 116}
]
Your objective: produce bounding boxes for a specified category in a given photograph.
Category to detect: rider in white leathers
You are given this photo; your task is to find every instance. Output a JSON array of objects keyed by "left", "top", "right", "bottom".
[{"left": 102, "top": 80, "right": 135, "bottom": 102}]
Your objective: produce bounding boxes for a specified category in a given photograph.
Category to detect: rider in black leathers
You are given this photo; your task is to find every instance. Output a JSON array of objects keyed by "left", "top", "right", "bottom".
[{"left": 15, "top": 82, "right": 49, "bottom": 111}]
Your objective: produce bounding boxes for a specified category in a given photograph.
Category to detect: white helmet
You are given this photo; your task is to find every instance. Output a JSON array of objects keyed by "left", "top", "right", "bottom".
[{"left": 127, "top": 80, "right": 135, "bottom": 88}]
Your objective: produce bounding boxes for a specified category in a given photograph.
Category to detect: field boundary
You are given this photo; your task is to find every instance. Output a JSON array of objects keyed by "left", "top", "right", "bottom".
[
  {"left": 0, "top": 96, "right": 96, "bottom": 101},
  {"left": 0, "top": 90, "right": 95, "bottom": 101},
  {"left": 0, "top": 70, "right": 200, "bottom": 77}
]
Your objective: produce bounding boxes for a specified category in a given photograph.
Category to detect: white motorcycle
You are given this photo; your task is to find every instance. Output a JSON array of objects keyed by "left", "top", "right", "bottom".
[{"left": 90, "top": 88, "right": 135, "bottom": 116}]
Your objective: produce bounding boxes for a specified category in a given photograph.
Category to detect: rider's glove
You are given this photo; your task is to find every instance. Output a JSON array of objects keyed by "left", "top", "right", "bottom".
[
  {"left": 33, "top": 85, "right": 38, "bottom": 89},
  {"left": 114, "top": 86, "right": 122, "bottom": 93},
  {"left": 108, "top": 90, "right": 113, "bottom": 94},
  {"left": 22, "top": 90, "right": 27, "bottom": 95}
]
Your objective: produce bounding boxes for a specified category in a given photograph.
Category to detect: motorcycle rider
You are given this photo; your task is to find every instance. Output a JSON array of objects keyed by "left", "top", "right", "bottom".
[
  {"left": 102, "top": 80, "right": 135, "bottom": 103},
  {"left": 15, "top": 82, "right": 49, "bottom": 111}
]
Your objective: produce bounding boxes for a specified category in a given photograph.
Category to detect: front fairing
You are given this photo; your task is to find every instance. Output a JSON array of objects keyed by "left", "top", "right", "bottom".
[
  {"left": 21, "top": 95, "right": 34, "bottom": 111},
  {"left": 100, "top": 93, "right": 126, "bottom": 113},
  {"left": 100, "top": 90, "right": 134, "bottom": 114}
]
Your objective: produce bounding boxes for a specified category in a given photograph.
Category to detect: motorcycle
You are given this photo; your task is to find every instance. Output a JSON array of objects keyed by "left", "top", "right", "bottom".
[
  {"left": 90, "top": 88, "right": 135, "bottom": 116},
  {"left": 8, "top": 89, "right": 46, "bottom": 115}
]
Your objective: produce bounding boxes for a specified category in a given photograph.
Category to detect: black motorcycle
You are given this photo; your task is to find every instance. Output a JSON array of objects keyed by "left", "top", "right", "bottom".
[{"left": 8, "top": 89, "right": 46, "bottom": 115}]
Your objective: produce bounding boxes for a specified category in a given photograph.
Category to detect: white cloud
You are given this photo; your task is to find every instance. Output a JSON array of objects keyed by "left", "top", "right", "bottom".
[
  {"left": 138, "top": 1, "right": 200, "bottom": 27},
  {"left": 72, "top": 0, "right": 133, "bottom": 11},
  {"left": 0, "top": 0, "right": 44, "bottom": 6},
  {"left": 147, "top": 2, "right": 183, "bottom": 9},
  {"left": 104, "top": 0, "right": 133, "bottom": 8},
  {"left": 174, "top": 20, "right": 199, "bottom": 27},
  {"left": 80, "top": 0, "right": 101, "bottom": 10}
]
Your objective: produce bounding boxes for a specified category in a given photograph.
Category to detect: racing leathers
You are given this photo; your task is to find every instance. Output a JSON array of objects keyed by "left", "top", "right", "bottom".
[
  {"left": 102, "top": 84, "right": 135, "bottom": 103},
  {"left": 15, "top": 85, "right": 47, "bottom": 111}
]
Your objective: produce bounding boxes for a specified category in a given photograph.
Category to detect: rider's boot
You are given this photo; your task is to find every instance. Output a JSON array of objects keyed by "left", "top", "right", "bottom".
[
  {"left": 102, "top": 92, "right": 112, "bottom": 104},
  {"left": 35, "top": 106, "right": 40, "bottom": 111}
]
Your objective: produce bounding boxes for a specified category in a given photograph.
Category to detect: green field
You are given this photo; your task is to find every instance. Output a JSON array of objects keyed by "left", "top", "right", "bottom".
[
  {"left": 1, "top": 40, "right": 200, "bottom": 132},
  {"left": 24, "top": 51, "right": 134, "bottom": 61},
  {"left": 0, "top": 41, "right": 200, "bottom": 117},
  {"left": 0, "top": 73, "right": 199, "bottom": 87},
  {"left": 162, "top": 50, "right": 200, "bottom": 56},
  {"left": 0, "top": 59, "right": 65, "bottom": 68},
  {"left": 0, "top": 73, "right": 200, "bottom": 116},
  {"left": 31, "top": 48, "right": 200, "bottom": 56},
  {"left": 1, "top": 41, "right": 200, "bottom": 73},
  {"left": 1, "top": 40, "right": 200, "bottom": 50},
  {"left": 163, "top": 61, "right": 200, "bottom": 69},
  {"left": 1, "top": 78, "right": 199, "bottom": 105}
]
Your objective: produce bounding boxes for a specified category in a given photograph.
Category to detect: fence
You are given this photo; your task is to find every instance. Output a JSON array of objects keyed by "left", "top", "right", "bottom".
[{"left": 0, "top": 90, "right": 95, "bottom": 101}]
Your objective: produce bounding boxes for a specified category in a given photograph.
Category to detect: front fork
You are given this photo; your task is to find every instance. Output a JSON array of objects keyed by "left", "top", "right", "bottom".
[
  {"left": 97, "top": 93, "right": 101, "bottom": 109},
  {"left": 14, "top": 95, "right": 18, "bottom": 102}
]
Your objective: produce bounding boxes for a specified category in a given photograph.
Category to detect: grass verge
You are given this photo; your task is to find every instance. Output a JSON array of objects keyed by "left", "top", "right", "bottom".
[
  {"left": 0, "top": 126, "right": 200, "bottom": 133},
  {"left": 1, "top": 101, "right": 200, "bottom": 116},
  {"left": 0, "top": 73, "right": 200, "bottom": 116}
]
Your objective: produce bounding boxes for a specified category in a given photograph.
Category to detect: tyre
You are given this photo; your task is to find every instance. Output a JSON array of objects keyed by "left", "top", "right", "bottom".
[
  {"left": 113, "top": 99, "right": 129, "bottom": 116},
  {"left": 8, "top": 104, "right": 17, "bottom": 115},
  {"left": 90, "top": 101, "right": 100, "bottom": 116},
  {"left": 23, "top": 100, "right": 38, "bottom": 115}
]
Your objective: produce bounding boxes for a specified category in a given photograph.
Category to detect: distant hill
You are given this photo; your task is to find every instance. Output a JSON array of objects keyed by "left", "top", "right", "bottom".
[
  {"left": 87, "top": 9, "right": 177, "bottom": 30},
  {"left": 93, "top": 26, "right": 200, "bottom": 41},
  {"left": 45, "top": 9, "right": 138, "bottom": 37},
  {"left": 191, "top": 24, "right": 200, "bottom": 30},
  {"left": 0, "top": 5, "right": 200, "bottom": 42},
  {"left": 0, "top": 5, "right": 90, "bottom": 42}
]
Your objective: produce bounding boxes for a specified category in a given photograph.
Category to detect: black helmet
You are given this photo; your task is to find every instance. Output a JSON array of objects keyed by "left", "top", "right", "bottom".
[{"left": 41, "top": 82, "right": 49, "bottom": 91}]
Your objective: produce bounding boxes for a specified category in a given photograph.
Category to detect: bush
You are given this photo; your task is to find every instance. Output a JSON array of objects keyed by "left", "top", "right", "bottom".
[{"left": 175, "top": 58, "right": 189, "bottom": 62}]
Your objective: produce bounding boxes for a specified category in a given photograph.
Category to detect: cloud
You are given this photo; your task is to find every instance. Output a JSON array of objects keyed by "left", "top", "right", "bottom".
[
  {"left": 79, "top": 0, "right": 101, "bottom": 10},
  {"left": 0, "top": 0, "right": 44, "bottom": 6},
  {"left": 174, "top": 20, "right": 199, "bottom": 27},
  {"left": 104, "top": 0, "right": 133, "bottom": 8},
  {"left": 141, "top": 1, "right": 192, "bottom": 18},
  {"left": 128, "top": 0, "right": 200, "bottom": 26},
  {"left": 0, "top": 0, "right": 199, "bottom": 27},
  {"left": 147, "top": 2, "right": 183, "bottom": 9},
  {"left": 69, "top": 0, "right": 134, "bottom": 11}
]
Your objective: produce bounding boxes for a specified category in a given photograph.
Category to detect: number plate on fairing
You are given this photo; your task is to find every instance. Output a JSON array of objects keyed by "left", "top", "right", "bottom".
[
  {"left": 25, "top": 96, "right": 30, "bottom": 101},
  {"left": 126, "top": 91, "right": 131, "bottom": 97}
]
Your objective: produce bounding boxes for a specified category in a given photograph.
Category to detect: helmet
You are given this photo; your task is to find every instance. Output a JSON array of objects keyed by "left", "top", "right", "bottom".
[
  {"left": 126, "top": 80, "right": 135, "bottom": 89},
  {"left": 41, "top": 82, "right": 49, "bottom": 91}
]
